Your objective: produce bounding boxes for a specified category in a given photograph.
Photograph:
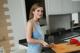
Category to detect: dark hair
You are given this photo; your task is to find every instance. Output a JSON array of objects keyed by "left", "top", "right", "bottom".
[{"left": 29, "top": 3, "right": 44, "bottom": 19}]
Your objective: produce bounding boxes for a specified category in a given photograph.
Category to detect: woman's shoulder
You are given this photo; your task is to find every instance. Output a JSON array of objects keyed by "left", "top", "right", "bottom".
[{"left": 27, "top": 19, "right": 34, "bottom": 26}]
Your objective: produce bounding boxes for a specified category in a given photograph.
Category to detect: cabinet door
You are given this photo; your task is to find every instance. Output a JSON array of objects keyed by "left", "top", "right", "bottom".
[
  {"left": 62, "top": 0, "right": 72, "bottom": 14},
  {"left": 72, "top": 1, "right": 80, "bottom": 12},
  {"left": 45, "top": 0, "right": 63, "bottom": 14},
  {"left": 45, "top": 0, "right": 72, "bottom": 15}
]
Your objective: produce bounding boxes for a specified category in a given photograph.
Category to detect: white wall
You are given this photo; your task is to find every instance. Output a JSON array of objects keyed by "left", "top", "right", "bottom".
[
  {"left": 7, "top": 0, "right": 27, "bottom": 52},
  {"left": 7, "top": 0, "right": 26, "bottom": 45}
]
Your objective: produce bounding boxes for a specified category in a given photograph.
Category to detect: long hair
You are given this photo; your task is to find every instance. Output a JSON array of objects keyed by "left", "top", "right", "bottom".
[{"left": 29, "top": 3, "right": 43, "bottom": 19}]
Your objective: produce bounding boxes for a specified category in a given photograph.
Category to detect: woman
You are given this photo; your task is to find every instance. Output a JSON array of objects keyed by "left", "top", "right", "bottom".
[{"left": 26, "top": 3, "right": 49, "bottom": 53}]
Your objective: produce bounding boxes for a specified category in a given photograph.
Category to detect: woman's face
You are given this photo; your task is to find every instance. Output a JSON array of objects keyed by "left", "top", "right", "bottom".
[{"left": 33, "top": 7, "right": 43, "bottom": 19}]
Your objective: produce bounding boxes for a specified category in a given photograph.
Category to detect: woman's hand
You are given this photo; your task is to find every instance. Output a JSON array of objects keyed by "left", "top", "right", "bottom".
[
  {"left": 40, "top": 40, "right": 49, "bottom": 47},
  {"left": 48, "top": 43, "right": 55, "bottom": 48}
]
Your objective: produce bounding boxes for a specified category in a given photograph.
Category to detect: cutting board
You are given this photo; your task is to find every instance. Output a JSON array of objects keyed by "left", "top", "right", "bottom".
[{"left": 50, "top": 43, "right": 80, "bottom": 53}]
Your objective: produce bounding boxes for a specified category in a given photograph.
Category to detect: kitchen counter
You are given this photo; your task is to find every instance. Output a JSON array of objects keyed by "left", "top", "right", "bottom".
[{"left": 50, "top": 42, "right": 80, "bottom": 53}]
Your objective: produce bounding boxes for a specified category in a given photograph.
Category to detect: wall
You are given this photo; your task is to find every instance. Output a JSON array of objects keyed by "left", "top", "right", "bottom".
[
  {"left": 8, "top": 0, "right": 26, "bottom": 43},
  {"left": 7, "top": 0, "right": 26, "bottom": 52}
]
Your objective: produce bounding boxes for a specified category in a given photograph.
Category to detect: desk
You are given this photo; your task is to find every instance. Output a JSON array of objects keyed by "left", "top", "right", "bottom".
[{"left": 50, "top": 43, "right": 80, "bottom": 53}]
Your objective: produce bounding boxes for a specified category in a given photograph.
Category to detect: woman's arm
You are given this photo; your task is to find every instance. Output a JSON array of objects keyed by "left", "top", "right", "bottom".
[
  {"left": 26, "top": 21, "right": 48, "bottom": 46},
  {"left": 26, "top": 21, "right": 41, "bottom": 44}
]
